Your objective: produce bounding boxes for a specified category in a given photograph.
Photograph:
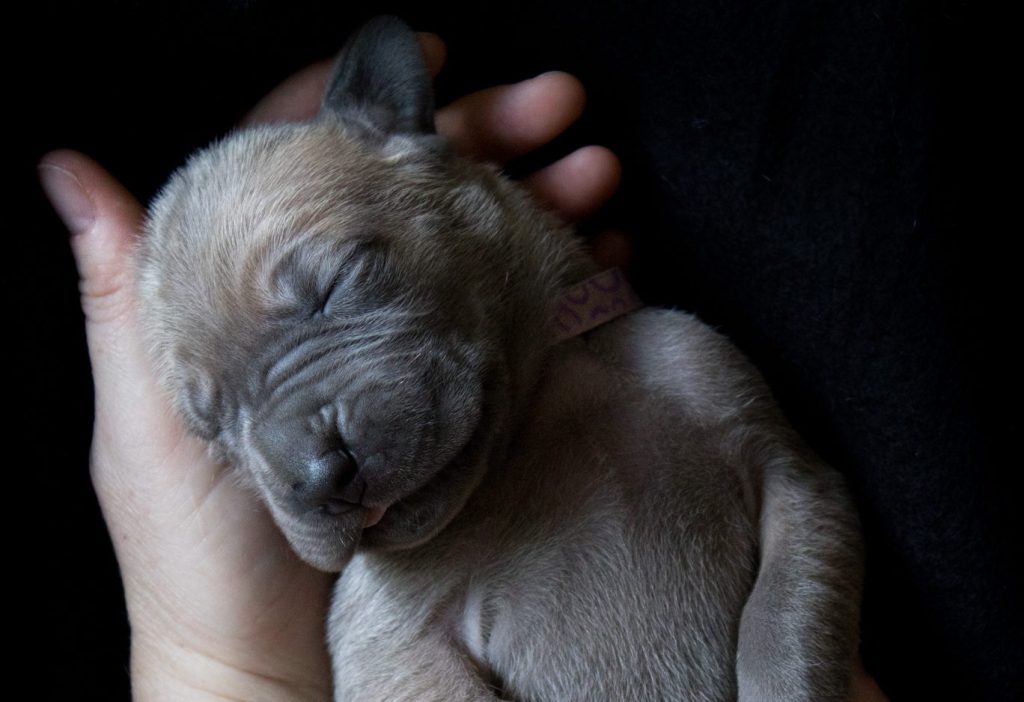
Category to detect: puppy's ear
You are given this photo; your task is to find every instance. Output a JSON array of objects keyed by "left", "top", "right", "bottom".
[
  {"left": 178, "top": 365, "right": 223, "bottom": 441},
  {"left": 321, "top": 15, "right": 435, "bottom": 135}
]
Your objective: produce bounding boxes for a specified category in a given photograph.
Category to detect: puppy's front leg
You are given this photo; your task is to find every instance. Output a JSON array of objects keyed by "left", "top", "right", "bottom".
[
  {"left": 328, "top": 559, "right": 503, "bottom": 702},
  {"left": 736, "top": 442, "right": 864, "bottom": 702}
]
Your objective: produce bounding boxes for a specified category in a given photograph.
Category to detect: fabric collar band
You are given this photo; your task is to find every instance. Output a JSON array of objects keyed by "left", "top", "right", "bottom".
[{"left": 554, "top": 268, "right": 643, "bottom": 342}]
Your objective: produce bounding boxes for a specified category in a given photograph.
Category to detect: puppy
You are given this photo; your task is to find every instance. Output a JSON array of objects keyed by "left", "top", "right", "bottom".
[{"left": 136, "top": 16, "right": 863, "bottom": 702}]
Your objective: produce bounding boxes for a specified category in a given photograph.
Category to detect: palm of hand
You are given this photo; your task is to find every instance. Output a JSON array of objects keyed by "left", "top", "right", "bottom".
[{"left": 96, "top": 389, "right": 334, "bottom": 684}]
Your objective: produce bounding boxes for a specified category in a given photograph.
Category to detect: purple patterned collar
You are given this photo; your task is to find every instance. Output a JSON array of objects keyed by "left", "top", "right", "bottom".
[{"left": 554, "top": 268, "right": 643, "bottom": 342}]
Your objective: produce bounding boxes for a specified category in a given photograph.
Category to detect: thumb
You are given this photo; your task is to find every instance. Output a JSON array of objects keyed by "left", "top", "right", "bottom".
[
  {"left": 38, "top": 150, "right": 153, "bottom": 404},
  {"left": 38, "top": 150, "right": 145, "bottom": 330},
  {"left": 37, "top": 150, "right": 174, "bottom": 494}
]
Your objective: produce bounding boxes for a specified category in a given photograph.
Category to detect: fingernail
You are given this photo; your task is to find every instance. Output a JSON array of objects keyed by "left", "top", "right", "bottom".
[{"left": 38, "top": 162, "right": 96, "bottom": 236}]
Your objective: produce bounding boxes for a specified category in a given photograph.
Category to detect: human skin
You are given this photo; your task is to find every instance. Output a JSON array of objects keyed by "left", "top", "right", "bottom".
[{"left": 39, "top": 33, "right": 885, "bottom": 702}]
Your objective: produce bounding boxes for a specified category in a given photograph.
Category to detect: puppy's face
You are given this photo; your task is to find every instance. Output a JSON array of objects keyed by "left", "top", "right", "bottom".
[{"left": 137, "top": 18, "right": 527, "bottom": 571}]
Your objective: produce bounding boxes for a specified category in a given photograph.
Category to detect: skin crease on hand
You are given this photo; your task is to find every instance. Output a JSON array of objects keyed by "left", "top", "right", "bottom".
[{"left": 38, "top": 32, "right": 885, "bottom": 702}]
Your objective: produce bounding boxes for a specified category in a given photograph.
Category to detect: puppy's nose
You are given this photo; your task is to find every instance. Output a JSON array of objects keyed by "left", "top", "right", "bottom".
[{"left": 293, "top": 446, "right": 366, "bottom": 514}]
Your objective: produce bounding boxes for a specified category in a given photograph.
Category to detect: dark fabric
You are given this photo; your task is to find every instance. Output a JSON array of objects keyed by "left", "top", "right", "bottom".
[{"left": 23, "top": 1, "right": 1016, "bottom": 700}]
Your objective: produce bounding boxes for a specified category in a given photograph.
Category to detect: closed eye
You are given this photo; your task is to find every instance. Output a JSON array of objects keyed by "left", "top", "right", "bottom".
[
  {"left": 309, "top": 240, "right": 391, "bottom": 320},
  {"left": 315, "top": 270, "right": 348, "bottom": 318}
]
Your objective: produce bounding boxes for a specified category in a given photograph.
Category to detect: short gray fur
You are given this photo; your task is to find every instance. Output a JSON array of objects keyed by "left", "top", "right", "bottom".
[{"left": 135, "top": 16, "right": 864, "bottom": 702}]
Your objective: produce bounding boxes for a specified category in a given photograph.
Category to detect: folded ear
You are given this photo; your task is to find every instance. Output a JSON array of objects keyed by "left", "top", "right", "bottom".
[
  {"left": 321, "top": 15, "right": 435, "bottom": 135},
  {"left": 177, "top": 364, "right": 223, "bottom": 441}
]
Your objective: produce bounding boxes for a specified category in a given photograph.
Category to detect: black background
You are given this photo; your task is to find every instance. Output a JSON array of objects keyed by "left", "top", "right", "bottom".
[{"left": 19, "top": 1, "right": 1019, "bottom": 700}]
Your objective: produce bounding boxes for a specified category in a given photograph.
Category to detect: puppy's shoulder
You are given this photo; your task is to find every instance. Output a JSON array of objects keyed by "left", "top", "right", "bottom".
[{"left": 582, "top": 307, "right": 773, "bottom": 425}]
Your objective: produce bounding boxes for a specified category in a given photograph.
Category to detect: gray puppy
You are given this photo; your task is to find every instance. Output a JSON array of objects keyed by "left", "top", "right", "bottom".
[{"left": 136, "top": 16, "right": 863, "bottom": 702}]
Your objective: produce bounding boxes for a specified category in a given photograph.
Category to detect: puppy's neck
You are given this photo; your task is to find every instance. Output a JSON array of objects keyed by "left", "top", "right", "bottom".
[{"left": 480, "top": 185, "right": 598, "bottom": 425}]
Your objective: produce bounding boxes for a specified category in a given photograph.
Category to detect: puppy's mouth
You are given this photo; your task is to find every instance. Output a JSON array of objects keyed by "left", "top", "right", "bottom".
[
  {"left": 317, "top": 498, "right": 387, "bottom": 525},
  {"left": 358, "top": 411, "right": 493, "bottom": 550},
  {"left": 362, "top": 504, "right": 388, "bottom": 528},
  {"left": 304, "top": 413, "right": 481, "bottom": 548}
]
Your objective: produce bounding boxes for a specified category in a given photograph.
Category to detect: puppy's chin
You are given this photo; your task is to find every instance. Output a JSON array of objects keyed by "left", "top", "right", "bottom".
[
  {"left": 274, "top": 472, "right": 478, "bottom": 569},
  {"left": 275, "top": 505, "right": 367, "bottom": 573},
  {"left": 361, "top": 463, "right": 480, "bottom": 551},
  {"left": 362, "top": 415, "right": 497, "bottom": 552}
]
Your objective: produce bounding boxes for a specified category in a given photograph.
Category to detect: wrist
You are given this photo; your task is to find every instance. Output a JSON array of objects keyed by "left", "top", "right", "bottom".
[{"left": 131, "top": 635, "right": 331, "bottom": 702}]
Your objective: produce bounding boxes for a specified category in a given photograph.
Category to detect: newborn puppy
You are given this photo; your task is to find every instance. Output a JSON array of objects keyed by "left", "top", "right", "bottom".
[{"left": 136, "top": 16, "right": 863, "bottom": 702}]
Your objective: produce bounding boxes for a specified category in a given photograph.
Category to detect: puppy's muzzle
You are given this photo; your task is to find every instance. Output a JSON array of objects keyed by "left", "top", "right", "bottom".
[{"left": 254, "top": 405, "right": 367, "bottom": 515}]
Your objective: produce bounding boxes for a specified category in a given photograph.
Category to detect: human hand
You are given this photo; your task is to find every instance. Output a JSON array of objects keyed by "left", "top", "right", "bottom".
[{"left": 39, "top": 33, "right": 621, "bottom": 702}]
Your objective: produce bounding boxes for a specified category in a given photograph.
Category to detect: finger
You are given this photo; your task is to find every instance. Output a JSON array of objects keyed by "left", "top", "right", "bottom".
[
  {"left": 850, "top": 658, "right": 889, "bottom": 702},
  {"left": 589, "top": 230, "right": 633, "bottom": 271},
  {"left": 522, "top": 145, "right": 621, "bottom": 222},
  {"left": 243, "top": 33, "right": 446, "bottom": 126},
  {"left": 242, "top": 59, "right": 334, "bottom": 126},
  {"left": 38, "top": 150, "right": 145, "bottom": 328},
  {"left": 436, "top": 71, "right": 586, "bottom": 162},
  {"left": 418, "top": 33, "right": 447, "bottom": 77}
]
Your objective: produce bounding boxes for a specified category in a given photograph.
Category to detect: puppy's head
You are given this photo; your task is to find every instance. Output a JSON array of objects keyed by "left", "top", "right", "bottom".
[{"left": 137, "top": 17, "right": 574, "bottom": 571}]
